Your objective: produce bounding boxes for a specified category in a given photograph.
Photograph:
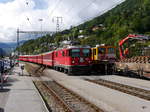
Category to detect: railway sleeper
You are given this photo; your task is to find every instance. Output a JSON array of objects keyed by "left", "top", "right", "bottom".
[{"left": 87, "top": 79, "right": 150, "bottom": 101}]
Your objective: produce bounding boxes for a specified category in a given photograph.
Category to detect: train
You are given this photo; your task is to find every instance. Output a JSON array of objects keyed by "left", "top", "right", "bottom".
[
  {"left": 91, "top": 45, "right": 116, "bottom": 74},
  {"left": 18, "top": 45, "right": 116, "bottom": 75}
]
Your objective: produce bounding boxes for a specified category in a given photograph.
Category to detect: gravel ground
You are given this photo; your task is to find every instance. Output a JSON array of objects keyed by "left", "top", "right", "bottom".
[
  {"left": 79, "top": 75, "right": 150, "bottom": 91},
  {"left": 43, "top": 69, "right": 150, "bottom": 112}
]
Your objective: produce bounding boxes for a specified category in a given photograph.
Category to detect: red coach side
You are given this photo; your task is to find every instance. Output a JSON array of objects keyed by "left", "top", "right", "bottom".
[
  {"left": 23, "top": 56, "right": 28, "bottom": 62},
  {"left": 36, "top": 55, "right": 42, "bottom": 64},
  {"left": 42, "top": 51, "right": 54, "bottom": 67},
  {"left": 32, "top": 55, "right": 37, "bottom": 63},
  {"left": 18, "top": 56, "right": 23, "bottom": 61}
]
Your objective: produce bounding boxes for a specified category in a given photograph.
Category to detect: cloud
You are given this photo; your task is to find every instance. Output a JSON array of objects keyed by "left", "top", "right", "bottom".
[{"left": 0, "top": 0, "right": 124, "bottom": 43}]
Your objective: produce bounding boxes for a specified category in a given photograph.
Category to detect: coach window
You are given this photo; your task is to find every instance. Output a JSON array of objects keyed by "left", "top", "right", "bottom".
[
  {"left": 62, "top": 51, "right": 65, "bottom": 56},
  {"left": 56, "top": 52, "right": 58, "bottom": 57}
]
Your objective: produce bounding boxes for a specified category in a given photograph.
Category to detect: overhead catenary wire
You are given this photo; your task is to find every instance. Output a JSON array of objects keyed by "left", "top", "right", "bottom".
[
  {"left": 17, "top": 0, "right": 34, "bottom": 43},
  {"left": 61, "top": 0, "right": 98, "bottom": 30},
  {"left": 58, "top": 0, "right": 77, "bottom": 30},
  {"left": 70, "top": 0, "right": 124, "bottom": 27},
  {"left": 78, "top": 0, "right": 97, "bottom": 16},
  {"left": 26, "top": 17, "right": 33, "bottom": 28},
  {"left": 21, "top": 0, "right": 124, "bottom": 35},
  {"left": 24, "top": 0, "right": 34, "bottom": 29},
  {"left": 49, "top": 0, "right": 63, "bottom": 18},
  {"left": 64, "top": 0, "right": 78, "bottom": 15},
  {"left": 68, "top": 0, "right": 97, "bottom": 25},
  {"left": 45, "top": 0, "right": 64, "bottom": 30}
]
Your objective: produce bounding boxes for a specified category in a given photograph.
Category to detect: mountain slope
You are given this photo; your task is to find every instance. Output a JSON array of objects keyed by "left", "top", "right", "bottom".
[
  {"left": 77, "top": 0, "right": 150, "bottom": 46},
  {"left": 19, "top": 0, "right": 150, "bottom": 54},
  {"left": 0, "top": 40, "right": 26, "bottom": 56}
]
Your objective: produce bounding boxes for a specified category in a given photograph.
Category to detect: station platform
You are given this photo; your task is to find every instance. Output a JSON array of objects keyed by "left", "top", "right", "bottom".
[{"left": 0, "top": 65, "right": 48, "bottom": 112}]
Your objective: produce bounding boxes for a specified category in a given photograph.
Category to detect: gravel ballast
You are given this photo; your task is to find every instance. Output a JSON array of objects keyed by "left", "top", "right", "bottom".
[{"left": 43, "top": 69, "right": 150, "bottom": 112}]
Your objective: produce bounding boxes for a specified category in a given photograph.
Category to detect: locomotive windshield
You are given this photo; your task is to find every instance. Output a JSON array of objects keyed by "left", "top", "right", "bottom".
[
  {"left": 98, "top": 48, "right": 105, "bottom": 54},
  {"left": 83, "top": 49, "right": 90, "bottom": 57},
  {"left": 70, "top": 49, "right": 80, "bottom": 57}
]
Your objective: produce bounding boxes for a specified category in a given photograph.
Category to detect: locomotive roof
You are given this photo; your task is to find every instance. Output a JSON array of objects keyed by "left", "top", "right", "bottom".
[
  {"left": 56, "top": 45, "right": 91, "bottom": 50},
  {"left": 41, "top": 51, "right": 53, "bottom": 55}
]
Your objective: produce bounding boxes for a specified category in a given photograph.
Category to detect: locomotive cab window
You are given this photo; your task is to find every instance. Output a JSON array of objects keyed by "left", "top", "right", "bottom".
[
  {"left": 69, "top": 49, "right": 80, "bottom": 57},
  {"left": 98, "top": 48, "right": 105, "bottom": 54},
  {"left": 83, "top": 49, "right": 90, "bottom": 57}
]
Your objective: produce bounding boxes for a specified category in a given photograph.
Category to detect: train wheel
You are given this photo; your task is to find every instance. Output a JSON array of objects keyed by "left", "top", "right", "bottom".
[
  {"left": 61, "top": 68, "right": 64, "bottom": 72},
  {"left": 60, "top": 68, "right": 63, "bottom": 72},
  {"left": 67, "top": 70, "right": 72, "bottom": 75},
  {"left": 56, "top": 67, "right": 59, "bottom": 71},
  {"left": 139, "top": 68, "right": 144, "bottom": 77},
  {"left": 64, "top": 69, "right": 68, "bottom": 74}
]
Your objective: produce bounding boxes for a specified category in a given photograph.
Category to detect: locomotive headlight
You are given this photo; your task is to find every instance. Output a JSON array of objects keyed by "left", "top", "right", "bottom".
[
  {"left": 72, "top": 60, "right": 75, "bottom": 64},
  {"left": 80, "top": 58, "right": 84, "bottom": 62}
]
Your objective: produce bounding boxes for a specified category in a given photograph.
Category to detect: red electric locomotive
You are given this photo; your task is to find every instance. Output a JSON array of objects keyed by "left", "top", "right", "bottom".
[{"left": 53, "top": 46, "right": 92, "bottom": 75}]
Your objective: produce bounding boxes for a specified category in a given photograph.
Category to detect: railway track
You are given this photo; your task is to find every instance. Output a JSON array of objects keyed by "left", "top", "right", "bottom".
[
  {"left": 36, "top": 80, "right": 104, "bottom": 112},
  {"left": 26, "top": 63, "right": 104, "bottom": 112},
  {"left": 86, "top": 79, "right": 150, "bottom": 101}
]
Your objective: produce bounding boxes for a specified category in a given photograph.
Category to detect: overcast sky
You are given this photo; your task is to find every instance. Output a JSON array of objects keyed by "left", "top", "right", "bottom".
[{"left": 0, "top": 0, "right": 124, "bottom": 43}]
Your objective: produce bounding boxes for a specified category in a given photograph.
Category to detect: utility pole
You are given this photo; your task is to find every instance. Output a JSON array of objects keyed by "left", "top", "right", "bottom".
[
  {"left": 38, "top": 18, "right": 43, "bottom": 37},
  {"left": 52, "top": 17, "right": 63, "bottom": 32},
  {"left": 70, "top": 25, "right": 76, "bottom": 41},
  {"left": 16, "top": 29, "right": 54, "bottom": 56},
  {"left": 38, "top": 18, "right": 43, "bottom": 32}
]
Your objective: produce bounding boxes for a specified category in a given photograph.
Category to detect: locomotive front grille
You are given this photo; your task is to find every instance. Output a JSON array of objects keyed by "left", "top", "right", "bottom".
[{"left": 69, "top": 65, "right": 92, "bottom": 75}]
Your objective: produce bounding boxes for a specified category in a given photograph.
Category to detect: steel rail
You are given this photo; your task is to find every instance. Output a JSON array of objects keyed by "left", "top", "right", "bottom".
[
  {"left": 26, "top": 63, "right": 104, "bottom": 112},
  {"left": 41, "top": 81, "right": 75, "bottom": 112},
  {"left": 44, "top": 81, "right": 104, "bottom": 112},
  {"left": 54, "top": 81, "right": 103, "bottom": 112},
  {"left": 86, "top": 79, "right": 150, "bottom": 101}
]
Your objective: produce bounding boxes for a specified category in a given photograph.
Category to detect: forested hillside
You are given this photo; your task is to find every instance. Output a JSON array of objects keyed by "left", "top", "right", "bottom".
[{"left": 19, "top": 0, "right": 150, "bottom": 55}]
